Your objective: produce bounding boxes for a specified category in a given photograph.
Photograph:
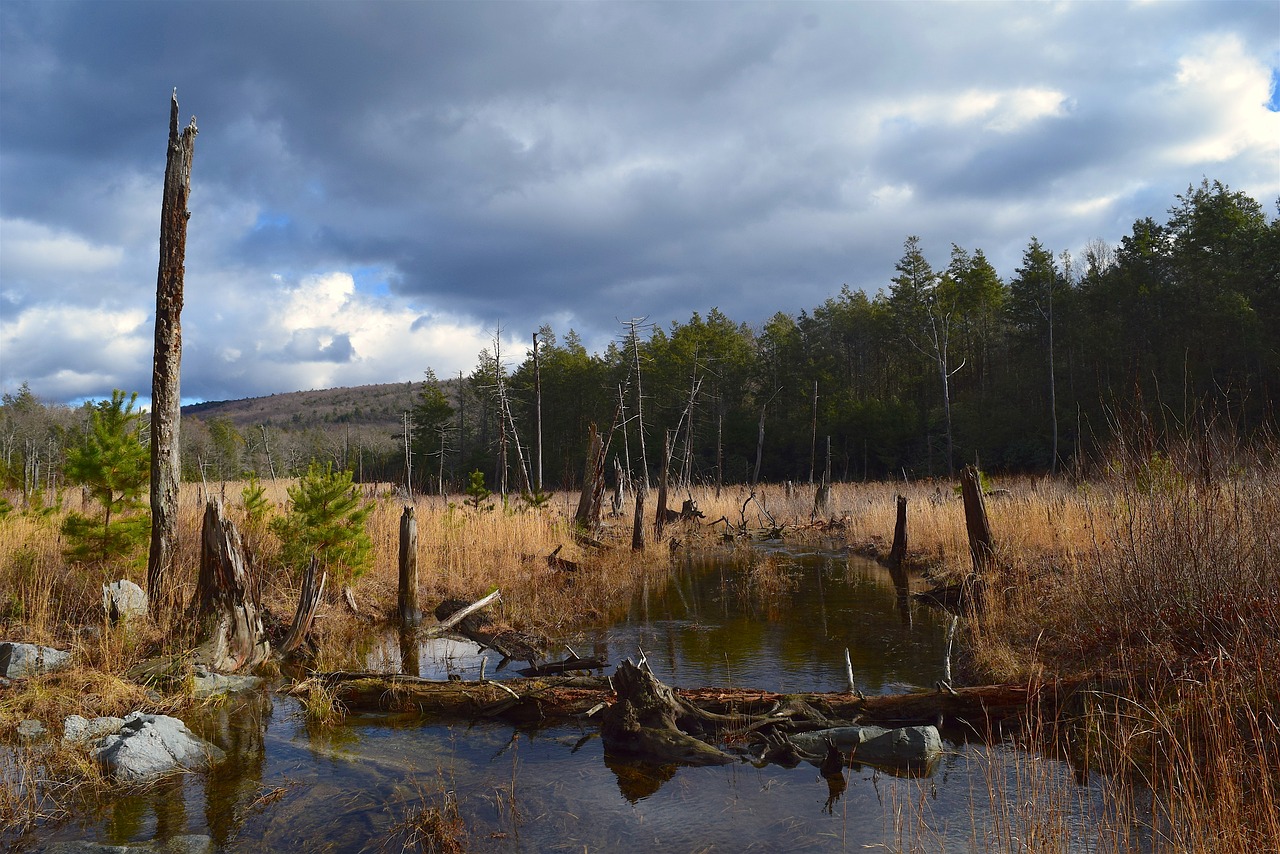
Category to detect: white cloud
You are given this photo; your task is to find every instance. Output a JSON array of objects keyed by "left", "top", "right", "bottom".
[{"left": 1164, "top": 34, "right": 1280, "bottom": 168}]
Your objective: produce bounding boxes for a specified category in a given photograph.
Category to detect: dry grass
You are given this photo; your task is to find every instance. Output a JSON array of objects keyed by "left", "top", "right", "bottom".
[{"left": 3, "top": 445, "right": 1278, "bottom": 852}]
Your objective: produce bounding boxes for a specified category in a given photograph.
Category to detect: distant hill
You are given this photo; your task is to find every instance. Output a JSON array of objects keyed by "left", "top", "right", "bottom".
[{"left": 182, "top": 382, "right": 426, "bottom": 432}]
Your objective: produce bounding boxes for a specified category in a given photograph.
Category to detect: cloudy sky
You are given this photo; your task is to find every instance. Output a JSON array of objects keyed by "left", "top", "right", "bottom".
[{"left": 2, "top": 1, "right": 1277, "bottom": 406}]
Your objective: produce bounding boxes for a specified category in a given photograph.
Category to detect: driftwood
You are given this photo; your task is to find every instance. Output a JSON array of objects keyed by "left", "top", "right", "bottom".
[
  {"left": 546, "top": 546, "right": 579, "bottom": 573},
  {"left": 517, "top": 654, "right": 607, "bottom": 677},
  {"left": 191, "top": 499, "right": 270, "bottom": 672},
  {"left": 428, "top": 594, "right": 545, "bottom": 664}
]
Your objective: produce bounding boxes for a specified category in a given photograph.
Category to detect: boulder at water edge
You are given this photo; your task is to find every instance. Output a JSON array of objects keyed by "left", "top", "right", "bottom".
[
  {"left": 788, "top": 724, "right": 943, "bottom": 768},
  {"left": 0, "top": 641, "right": 71, "bottom": 678},
  {"left": 90, "top": 712, "right": 225, "bottom": 783}
]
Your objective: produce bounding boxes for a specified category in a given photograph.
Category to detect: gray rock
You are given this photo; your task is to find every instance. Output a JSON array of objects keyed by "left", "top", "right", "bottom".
[
  {"left": 17, "top": 718, "right": 47, "bottom": 740},
  {"left": 90, "top": 712, "right": 225, "bottom": 783},
  {"left": 191, "top": 666, "right": 262, "bottom": 699},
  {"left": 103, "top": 580, "right": 148, "bottom": 623},
  {"left": 63, "top": 714, "right": 126, "bottom": 746},
  {"left": 788, "top": 724, "right": 943, "bottom": 768},
  {"left": 0, "top": 641, "right": 72, "bottom": 678}
]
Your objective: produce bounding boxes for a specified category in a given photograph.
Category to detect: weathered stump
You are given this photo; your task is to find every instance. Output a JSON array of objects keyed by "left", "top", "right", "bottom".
[
  {"left": 600, "top": 661, "right": 733, "bottom": 766},
  {"left": 191, "top": 499, "right": 270, "bottom": 672}
]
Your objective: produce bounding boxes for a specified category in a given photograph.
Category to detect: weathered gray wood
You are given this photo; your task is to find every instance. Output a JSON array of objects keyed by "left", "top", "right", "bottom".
[
  {"left": 573, "top": 423, "right": 605, "bottom": 530},
  {"left": 278, "top": 557, "right": 326, "bottom": 657},
  {"left": 192, "top": 499, "right": 269, "bottom": 672},
  {"left": 397, "top": 505, "right": 418, "bottom": 625},
  {"left": 147, "top": 90, "right": 197, "bottom": 621}
]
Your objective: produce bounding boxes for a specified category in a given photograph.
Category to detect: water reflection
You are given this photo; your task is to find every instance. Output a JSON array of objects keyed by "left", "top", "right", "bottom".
[{"left": 22, "top": 548, "right": 1147, "bottom": 853}]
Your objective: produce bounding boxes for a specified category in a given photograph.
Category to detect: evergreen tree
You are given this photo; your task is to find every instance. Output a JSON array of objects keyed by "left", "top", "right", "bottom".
[
  {"left": 411, "top": 368, "right": 455, "bottom": 493},
  {"left": 269, "top": 462, "right": 374, "bottom": 585},
  {"left": 61, "top": 390, "right": 150, "bottom": 566}
]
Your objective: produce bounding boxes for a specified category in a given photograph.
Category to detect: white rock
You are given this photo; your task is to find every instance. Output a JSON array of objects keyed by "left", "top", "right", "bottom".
[
  {"left": 103, "top": 580, "right": 149, "bottom": 623},
  {"left": 90, "top": 712, "right": 225, "bottom": 783}
]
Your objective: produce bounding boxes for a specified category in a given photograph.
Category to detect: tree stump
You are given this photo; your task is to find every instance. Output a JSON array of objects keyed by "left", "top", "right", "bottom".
[{"left": 191, "top": 499, "right": 270, "bottom": 672}]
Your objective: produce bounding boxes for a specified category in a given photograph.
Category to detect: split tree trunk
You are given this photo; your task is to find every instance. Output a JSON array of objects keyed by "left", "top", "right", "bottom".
[
  {"left": 148, "top": 90, "right": 197, "bottom": 621},
  {"left": 278, "top": 557, "right": 326, "bottom": 657},
  {"left": 192, "top": 499, "right": 270, "bottom": 672}
]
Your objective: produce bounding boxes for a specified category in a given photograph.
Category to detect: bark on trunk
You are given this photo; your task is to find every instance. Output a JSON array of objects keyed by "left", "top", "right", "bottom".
[
  {"left": 631, "top": 488, "right": 646, "bottom": 552},
  {"left": 887, "top": 494, "right": 908, "bottom": 572},
  {"left": 654, "top": 430, "right": 673, "bottom": 540},
  {"left": 147, "top": 90, "right": 197, "bottom": 621}
]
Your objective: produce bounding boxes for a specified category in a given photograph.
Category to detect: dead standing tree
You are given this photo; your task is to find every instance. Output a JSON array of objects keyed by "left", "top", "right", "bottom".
[{"left": 148, "top": 90, "right": 197, "bottom": 620}]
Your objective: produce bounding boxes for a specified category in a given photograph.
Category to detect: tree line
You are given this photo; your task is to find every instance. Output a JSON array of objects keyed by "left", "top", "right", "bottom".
[{"left": 3, "top": 179, "right": 1276, "bottom": 503}]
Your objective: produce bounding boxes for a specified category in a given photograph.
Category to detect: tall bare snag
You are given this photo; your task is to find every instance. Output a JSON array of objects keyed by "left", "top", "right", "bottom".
[{"left": 148, "top": 90, "right": 197, "bottom": 619}]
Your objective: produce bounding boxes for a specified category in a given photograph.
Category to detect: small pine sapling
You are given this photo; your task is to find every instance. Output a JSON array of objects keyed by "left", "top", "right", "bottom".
[
  {"left": 269, "top": 462, "right": 374, "bottom": 588},
  {"left": 463, "top": 470, "right": 494, "bottom": 515},
  {"left": 61, "top": 390, "right": 150, "bottom": 567}
]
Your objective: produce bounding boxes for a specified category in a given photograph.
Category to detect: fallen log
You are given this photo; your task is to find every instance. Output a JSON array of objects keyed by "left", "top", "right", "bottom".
[
  {"left": 290, "top": 672, "right": 610, "bottom": 723},
  {"left": 303, "top": 668, "right": 1084, "bottom": 731}
]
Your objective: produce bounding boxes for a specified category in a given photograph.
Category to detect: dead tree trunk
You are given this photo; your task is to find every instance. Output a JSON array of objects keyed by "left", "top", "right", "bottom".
[
  {"left": 887, "top": 494, "right": 908, "bottom": 572},
  {"left": 632, "top": 486, "right": 646, "bottom": 552},
  {"left": 148, "top": 90, "right": 197, "bottom": 622},
  {"left": 573, "top": 423, "right": 606, "bottom": 530},
  {"left": 398, "top": 505, "right": 418, "bottom": 626},
  {"left": 192, "top": 499, "right": 270, "bottom": 672},
  {"left": 960, "top": 465, "right": 994, "bottom": 573},
  {"left": 278, "top": 557, "right": 326, "bottom": 657},
  {"left": 654, "top": 430, "right": 673, "bottom": 540}
]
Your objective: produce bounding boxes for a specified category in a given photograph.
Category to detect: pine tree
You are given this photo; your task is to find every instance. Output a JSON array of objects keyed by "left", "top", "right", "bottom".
[
  {"left": 269, "top": 462, "right": 374, "bottom": 585},
  {"left": 61, "top": 390, "right": 150, "bottom": 566}
]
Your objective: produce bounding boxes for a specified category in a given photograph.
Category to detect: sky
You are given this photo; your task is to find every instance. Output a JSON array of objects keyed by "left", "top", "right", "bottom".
[{"left": 2, "top": 1, "right": 1278, "bottom": 407}]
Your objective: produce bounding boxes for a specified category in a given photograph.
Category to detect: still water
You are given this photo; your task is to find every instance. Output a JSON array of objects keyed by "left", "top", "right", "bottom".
[{"left": 27, "top": 549, "right": 1135, "bottom": 852}]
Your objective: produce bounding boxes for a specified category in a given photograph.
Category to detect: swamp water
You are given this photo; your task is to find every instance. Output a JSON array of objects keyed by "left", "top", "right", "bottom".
[{"left": 24, "top": 549, "right": 1142, "bottom": 852}]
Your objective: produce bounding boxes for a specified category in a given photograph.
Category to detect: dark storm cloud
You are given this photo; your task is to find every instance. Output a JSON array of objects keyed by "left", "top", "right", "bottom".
[{"left": 1, "top": 1, "right": 1277, "bottom": 404}]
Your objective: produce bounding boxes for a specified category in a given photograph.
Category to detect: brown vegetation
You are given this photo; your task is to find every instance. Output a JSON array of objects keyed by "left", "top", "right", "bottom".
[{"left": 2, "top": 437, "right": 1278, "bottom": 850}]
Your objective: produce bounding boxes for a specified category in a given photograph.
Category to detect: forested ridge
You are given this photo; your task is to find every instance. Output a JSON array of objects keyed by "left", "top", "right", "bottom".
[{"left": 4, "top": 179, "right": 1277, "bottom": 497}]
